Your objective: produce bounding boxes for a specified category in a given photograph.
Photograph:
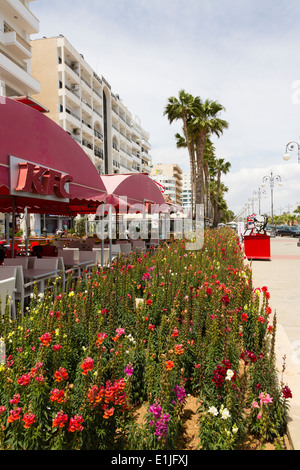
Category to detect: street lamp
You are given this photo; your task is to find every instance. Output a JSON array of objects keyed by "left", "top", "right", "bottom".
[
  {"left": 283, "top": 141, "right": 300, "bottom": 163},
  {"left": 253, "top": 188, "right": 266, "bottom": 214},
  {"left": 261, "top": 171, "right": 283, "bottom": 225}
]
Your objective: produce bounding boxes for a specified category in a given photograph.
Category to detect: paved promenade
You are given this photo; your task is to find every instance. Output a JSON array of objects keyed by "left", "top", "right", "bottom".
[{"left": 247, "top": 236, "right": 300, "bottom": 450}]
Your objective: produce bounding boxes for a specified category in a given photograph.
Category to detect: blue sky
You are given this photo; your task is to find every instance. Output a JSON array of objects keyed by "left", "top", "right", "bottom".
[{"left": 31, "top": 0, "right": 300, "bottom": 215}]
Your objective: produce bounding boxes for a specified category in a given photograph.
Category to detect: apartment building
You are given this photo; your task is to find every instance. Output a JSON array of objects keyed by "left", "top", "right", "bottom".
[
  {"left": 182, "top": 172, "right": 192, "bottom": 208},
  {"left": 31, "top": 35, "right": 152, "bottom": 175},
  {"left": 150, "top": 163, "right": 183, "bottom": 206},
  {"left": 0, "top": 0, "right": 40, "bottom": 97}
]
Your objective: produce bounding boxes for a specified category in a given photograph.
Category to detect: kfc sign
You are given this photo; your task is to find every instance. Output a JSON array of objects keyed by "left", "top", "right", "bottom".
[{"left": 10, "top": 156, "right": 73, "bottom": 201}]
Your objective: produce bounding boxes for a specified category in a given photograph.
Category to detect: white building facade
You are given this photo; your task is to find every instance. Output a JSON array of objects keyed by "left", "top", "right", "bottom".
[
  {"left": 31, "top": 35, "right": 152, "bottom": 176},
  {"left": 0, "top": 0, "right": 40, "bottom": 97},
  {"left": 182, "top": 172, "right": 192, "bottom": 208}
]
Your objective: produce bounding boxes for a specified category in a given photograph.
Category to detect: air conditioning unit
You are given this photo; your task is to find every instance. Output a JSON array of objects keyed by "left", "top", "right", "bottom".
[{"left": 71, "top": 84, "right": 79, "bottom": 91}]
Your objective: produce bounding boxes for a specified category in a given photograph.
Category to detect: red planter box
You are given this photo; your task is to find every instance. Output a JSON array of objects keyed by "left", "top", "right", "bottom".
[{"left": 244, "top": 233, "right": 271, "bottom": 260}]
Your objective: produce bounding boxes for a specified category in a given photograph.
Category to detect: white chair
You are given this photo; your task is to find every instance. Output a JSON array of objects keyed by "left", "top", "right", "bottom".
[
  {"left": 4, "top": 258, "right": 29, "bottom": 269},
  {"left": 0, "top": 276, "right": 16, "bottom": 318},
  {"left": 0, "top": 266, "right": 34, "bottom": 314}
]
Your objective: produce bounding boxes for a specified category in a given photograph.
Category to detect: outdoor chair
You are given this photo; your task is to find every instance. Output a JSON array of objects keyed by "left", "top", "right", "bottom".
[
  {"left": 111, "top": 244, "right": 121, "bottom": 257},
  {"left": 78, "top": 251, "right": 97, "bottom": 281},
  {"left": 0, "top": 277, "right": 16, "bottom": 318},
  {"left": 131, "top": 240, "right": 146, "bottom": 253},
  {"left": 0, "top": 265, "right": 35, "bottom": 314},
  {"left": 43, "top": 256, "right": 65, "bottom": 289},
  {"left": 32, "top": 258, "right": 59, "bottom": 291},
  {"left": 92, "top": 247, "right": 110, "bottom": 266},
  {"left": 4, "top": 258, "right": 29, "bottom": 268},
  {"left": 58, "top": 249, "right": 80, "bottom": 279},
  {"left": 117, "top": 242, "right": 132, "bottom": 257},
  {"left": 148, "top": 239, "right": 160, "bottom": 249},
  {"left": 63, "top": 247, "right": 79, "bottom": 261}
]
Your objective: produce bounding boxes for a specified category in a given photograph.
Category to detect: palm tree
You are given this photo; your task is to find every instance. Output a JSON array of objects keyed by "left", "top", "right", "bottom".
[
  {"left": 164, "top": 90, "right": 197, "bottom": 212},
  {"left": 187, "top": 98, "right": 229, "bottom": 207},
  {"left": 213, "top": 158, "right": 231, "bottom": 227}
]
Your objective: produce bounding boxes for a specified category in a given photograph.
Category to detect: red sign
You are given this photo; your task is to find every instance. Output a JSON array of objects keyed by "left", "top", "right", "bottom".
[{"left": 14, "top": 162, "right": 73, "bottom": 199}]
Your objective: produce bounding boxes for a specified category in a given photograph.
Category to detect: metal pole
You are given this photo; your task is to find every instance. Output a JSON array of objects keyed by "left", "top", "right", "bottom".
[{"left": 101, "top": 204, "right": 104, "bottom": 267}]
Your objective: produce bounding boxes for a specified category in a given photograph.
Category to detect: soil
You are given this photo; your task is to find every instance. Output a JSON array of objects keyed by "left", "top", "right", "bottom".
[{"left": 134, "top": 395, "right": 291, "bottom": 450}]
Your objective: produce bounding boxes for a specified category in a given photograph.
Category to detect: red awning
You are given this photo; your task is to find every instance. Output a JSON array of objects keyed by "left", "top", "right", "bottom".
[
  {"left": 98, "top": 173, "right": 166, "bottom": 209},
  {"left": 0, "top": 97, "right": 106, "bottom": 215},
  {"left": 11, "top": 95, "right": 49, "bottom": 113}
]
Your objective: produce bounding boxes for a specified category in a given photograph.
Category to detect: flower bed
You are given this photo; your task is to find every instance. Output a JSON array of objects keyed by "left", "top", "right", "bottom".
[{"left": 0, "top": 228, "right": 292, "bottom": 450}]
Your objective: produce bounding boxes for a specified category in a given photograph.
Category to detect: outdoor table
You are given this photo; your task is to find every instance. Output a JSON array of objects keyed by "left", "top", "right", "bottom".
[{"left": 23, "top": 268, "right": 59, "bottom": 292}]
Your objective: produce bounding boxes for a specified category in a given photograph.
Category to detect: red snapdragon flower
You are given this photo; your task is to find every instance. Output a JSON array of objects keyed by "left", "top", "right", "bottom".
[
  {"left": 7, "top": 407, "right": 21, "bottom": 424},
  {"left": 54, "top": 367, "right": 69, "bottom": 382},
  {"left": 50, "top": 388, "right": 65, "bottom": 403},
  {"left": 39, "top": 333, "right": 52, "bottom": 347},
  {"left": 52, "top": 411, "right": 68, "bottom": 428},
  {"left": 23, "top": 413, "right": 36, "bottom": 429},
  {"left": 80, "top": 357, "right": 94, "bottom": 375},
  {"left": 68, "top": 415, "right": 84, "bottom": 432}
]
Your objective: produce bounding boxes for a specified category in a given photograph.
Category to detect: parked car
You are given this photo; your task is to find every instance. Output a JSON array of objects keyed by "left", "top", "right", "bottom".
[
  {"left": 276, "top": 225, "right": 300, "bottom": 237},
  {"left": 265, "top": 225, "right": 276, "bottom": 237}
]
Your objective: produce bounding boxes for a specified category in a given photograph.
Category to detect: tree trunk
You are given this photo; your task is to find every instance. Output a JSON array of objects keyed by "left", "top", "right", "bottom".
[
  {"left": 195, "top": 131, "right": 206, "bottom": 207},
  {"left": 213, "top": 169, "right": 221, "bottom": 227},
  {"left": 182, "top": 111, "right": 196, "bottom": 217}
]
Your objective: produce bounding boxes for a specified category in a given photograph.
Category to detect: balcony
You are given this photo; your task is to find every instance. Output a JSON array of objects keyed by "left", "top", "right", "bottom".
[
  {"left": 94, "top": 146, "right": 104, "bottom": 159},
  {"left": 82, "top": 138, "right": 93, "bottom": 150},
  {"left": 2, "top": 0, "right": 39, "bottom": 34},
  {"left": 94, "top": 129, "right": 103, "bottom": 141},
  {"left": 0, "top": 29, "right": 32, "bottom": 60},
  {"left": 0, "top": 51, "right": 40, "bottom": 95},
  {"left": 64, "top": 59, "right": 80, "bottom": 77}
]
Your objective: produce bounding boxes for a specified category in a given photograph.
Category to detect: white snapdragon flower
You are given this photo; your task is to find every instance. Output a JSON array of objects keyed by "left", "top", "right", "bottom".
[
  {"left": 225, "top": 369, "right": 234, "bottom": 381},
  {"left": 219, "top": 405, "right": 230, "bottom": 420},
  {"left": 208, "top": 406, "right": 218, "bottom": 416}
]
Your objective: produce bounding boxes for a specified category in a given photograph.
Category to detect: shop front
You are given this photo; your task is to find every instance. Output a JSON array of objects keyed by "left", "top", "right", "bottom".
[{"left": 0, "top": 96, "right": 107, "bottom": 249}]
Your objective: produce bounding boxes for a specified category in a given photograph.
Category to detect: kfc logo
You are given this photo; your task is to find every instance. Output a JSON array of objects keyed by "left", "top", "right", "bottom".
[{"left": 15, "top": 162, "right": 73, "bottom": 199}]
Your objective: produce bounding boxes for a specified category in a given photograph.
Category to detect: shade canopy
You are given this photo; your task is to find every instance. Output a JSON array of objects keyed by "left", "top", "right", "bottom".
[
  {"left": 0, "top": 97, "right": 107, "bottom": 215},
  {"left": 99, "top": 173, "right": 166, "bottom": 210}
]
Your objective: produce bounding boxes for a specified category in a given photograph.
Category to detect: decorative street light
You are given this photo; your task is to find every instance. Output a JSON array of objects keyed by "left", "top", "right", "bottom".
[
  {"left": 283, "top": 141, "right": 300, "bottom": 163},
  {"left": 261, "top": 171, "right": 283, "bottom": 225},
  {"left": 253, "top": 188, "right": 266, "bottom": 214}
]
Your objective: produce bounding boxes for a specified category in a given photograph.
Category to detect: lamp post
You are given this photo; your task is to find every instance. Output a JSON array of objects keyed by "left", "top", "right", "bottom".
[
  {"left": 283, "top": 141, "right": 300, "bottom": 163},
  {"left": 261, "top": 171, "right": 282, "bottom": 225},
  {"left": 253, "top": 188, "right": 266, "bottom": 214}
]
